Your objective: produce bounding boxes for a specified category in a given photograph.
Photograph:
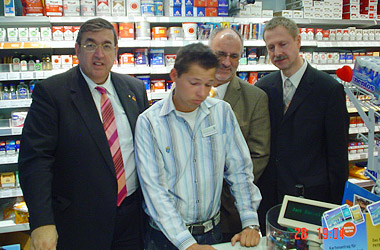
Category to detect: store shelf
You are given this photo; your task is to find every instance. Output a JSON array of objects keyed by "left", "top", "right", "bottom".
[
  {"left": 316, "top": 41, "right": 380, "bottom": 47},
  {"left": 349, "top": 151, "right": 378, "bottom": 161},
  {"left": 0, "top": 188, "right": 22, "bottom": 199},
  {"left": 0, "top": 220, "right": 29, "bottom": 234},
  {"left": 349, "top": 125, "right": 380, "bottom": 134},
  {"left": 0, "top": 99, "right": 32, "bottom": 109},
  {"left": 0, "top": 155, "right": 18, "bottom": 165}
]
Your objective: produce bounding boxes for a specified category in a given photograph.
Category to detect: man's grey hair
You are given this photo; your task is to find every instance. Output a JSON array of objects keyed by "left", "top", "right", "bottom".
[
  {"left": 263, "top": 16, "right": 299, "bottom": 41},
  {"left": 208, "top": 27, "right": 244, "bottom": 50}
]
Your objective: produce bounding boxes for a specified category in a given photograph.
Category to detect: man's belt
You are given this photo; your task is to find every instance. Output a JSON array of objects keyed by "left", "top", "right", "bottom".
[{"left": 186, "top": 212, "right": 220, "bottom": 235}]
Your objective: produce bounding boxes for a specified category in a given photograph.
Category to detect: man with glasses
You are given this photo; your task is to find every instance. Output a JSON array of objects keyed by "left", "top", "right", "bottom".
[
  {"left": 18, "top": 18, "right": 149, "bottom": 250},
  {"left": 208, "top": 28, "right": 270, "bottom": 241}
]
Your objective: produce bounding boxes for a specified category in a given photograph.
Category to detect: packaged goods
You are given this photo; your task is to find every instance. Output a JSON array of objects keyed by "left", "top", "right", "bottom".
[
  {"left": 63, "top": 0, "right": 81, "bottom": 16},
  {"left": 97, "top": 0, "right": 111, "bottom": 15},
  {"left": 112, "top": 0, "right": 126, "bottom": 15},
  {"left": 81, "top": 0, "right": 96, "bottom": 16},
  {"left": 21, "top": 0, "right": 44, "bottom": 15},
  {"left": 45, "top": 0, "right": 64, "bottom": 16}
]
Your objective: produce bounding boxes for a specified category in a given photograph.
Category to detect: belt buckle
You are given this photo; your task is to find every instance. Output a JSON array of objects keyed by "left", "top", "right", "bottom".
[{"left": 203, "top": 220, "right": 213, "bottom": 233}]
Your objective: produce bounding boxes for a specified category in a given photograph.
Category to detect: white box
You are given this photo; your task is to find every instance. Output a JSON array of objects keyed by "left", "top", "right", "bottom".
[
  {"left": 52, "top": 55, "right": 62, "bottom": 69},
  {"left": 127, "top": 0, "right": 141, "bottom": 15},
  {"left": 29, "top": 27, "right": 40, "bottom": 41},
  {"left": 112, "top": 0, "right": 126, "bottom": 15},
  {"left": 40, "top": 27, "right": 52, "bottom": 41},
  {"left": 262, "top": 9, "right": 273, "bottom": 17},
  {"left": 0, "top": 28, "right": 6, "bottom": 42},
  {"left": 293, "top": 10, "right": 303, "bottom": 18},
  {"left": 63, "top": 0, "right": 80, "bottom": 16},
  {"left": 97, "top": 0, "right": 112, "bottom": 15},
  {"left": 7, "top": 28, "right": 18, "bottom": 41},
  {"left": 81, "top": 0, "right": 96, "bottom": 16},
  {"left": 18, "top": 27, "right": 29, "bottom": 41},
  {"left": 61, "top": 55, "right": 73, "bottom": 68}
]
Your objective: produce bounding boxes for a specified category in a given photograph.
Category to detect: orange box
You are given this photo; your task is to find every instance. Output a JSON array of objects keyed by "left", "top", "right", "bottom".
[
  {"left": 205, "top": 7, "right": 217, "bottom": 16},
  {"left": 111, "top": 22, "right": 119, "bottom": 37},
  {"left": 152, "top": 27, "right": 167, "bottom": 40},
  {"left": 151, "top": 79, "right": 166, "bottom": 92},
  {"left": 52, "top": 26, "right": 64, "bottom": 41},
  {"left": 349, "top": 116, "right": 357, "bottom": 127},
  {"left": 194, "top": 0, "right": 206, "bottom": 7},
  {"left": 119, "top": 22, "right": 134, "bottom": 40},
  {"left": 248, "top": 72, "right": 258, "bottom": 85},
  {"left": 119, "top": 53, "right": 135, "bottom": 65},
  {"left": 206, "top": 0, "right": 217, "bottom": 7}
]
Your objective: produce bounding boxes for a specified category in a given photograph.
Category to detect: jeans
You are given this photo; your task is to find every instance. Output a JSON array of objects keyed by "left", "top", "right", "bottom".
[{"left": 145, "top": 223, "right": 223, "bottom": 250}]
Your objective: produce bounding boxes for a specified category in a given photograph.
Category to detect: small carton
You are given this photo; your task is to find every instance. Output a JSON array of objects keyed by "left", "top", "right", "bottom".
[
  {"left": 18, "top": 27, "right": 29, "bottom": 41},
  {"left": 64, "top": 26, "right": 74, "bottom": 40},
  {"left": 7, "top": 28, "right": 18, "bottom": 42},
  {"left": 61, "top": 55, "right": 73, "bottom": 68},
  {"left": 52, "top": 26, "right": 64, "bottom": 41},
  {"left": 97, "top": 0, "right": 112, "bottom": 15},
  {"left": 29, "top": 27, "right": 40, "bottom": 41},
  {"left": 52, "top": 55, "right": 62, "bottom": 69},
  {"left": 40, "top": 27, "right": 52, "bottom": 41},
  {"left": 112, "top": 0, "right": 126, "bottom": 16}
]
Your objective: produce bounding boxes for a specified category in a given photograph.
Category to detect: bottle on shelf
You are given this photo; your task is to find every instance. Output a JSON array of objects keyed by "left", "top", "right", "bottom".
[
  {"left": 2, "top": 84, "right": 10, "bottom": 100},
  {"left": 9, "top": 83, "right": 17, "bottom": 99},
  {"left": 28, "top": 55, "right": 35, "bottom": 71},
  {"left": 20, "top": 55, "right": 28, "bottom": 72},
  {"left": 12, "top": 52, "right": 21, "bottom": 72},
  {"left": 42, "top": 55, "right": 47, "bottom": 70},
  {"left": 34, "top": 60, "right": 42, "bottom": 71},
  {"left": 46, "top": 55, "right": 52, "bottom": 70},
  {"left": 17, "top": 81, "right": 29, "bottom": 99}
]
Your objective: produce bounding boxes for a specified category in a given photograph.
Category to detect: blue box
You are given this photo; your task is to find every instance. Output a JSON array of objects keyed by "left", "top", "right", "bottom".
[
  {"left": 184, "top": 0, "right": 193, "bottom": 5},
  {"left": 150, "top": 49, "right": 164, "bottom": 66},
  {"left": 195, "top": 7, "right": 205, "bottom": 16},
  {"left": 184, "top": 5, "right": 194, "bottom": 16},
  {"left": 217, "top": 6, "right": 228, "bottom": 16},
  {"left": 217, "top": 0, "right": 228, "bottom": 8},
  {"left": 170, "top": 0, "right": 182, "bottom": 6}
]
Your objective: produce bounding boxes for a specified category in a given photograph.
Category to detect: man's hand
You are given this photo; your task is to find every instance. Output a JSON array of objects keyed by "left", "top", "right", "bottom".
[
  {"left": 186, "top": 243, "right": 216, "bottom": 250},
  {"left": 30, "top": 225, "right": 58, "bottom": 250},
  {"left": 231, "top": 227, "right": 261, "bottom": 247}
]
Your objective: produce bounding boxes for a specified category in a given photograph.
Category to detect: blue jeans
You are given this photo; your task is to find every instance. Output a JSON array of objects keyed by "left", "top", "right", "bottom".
[{"left": 145, "top": 223, "right": 223, "bottom": 250}]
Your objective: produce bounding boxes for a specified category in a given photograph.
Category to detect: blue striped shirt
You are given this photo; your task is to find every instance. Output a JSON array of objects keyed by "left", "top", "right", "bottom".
[{"left": 135, "top": 91, "right": 262, "bottom": 250}]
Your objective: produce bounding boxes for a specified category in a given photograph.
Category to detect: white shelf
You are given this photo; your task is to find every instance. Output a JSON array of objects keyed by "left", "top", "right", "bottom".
[
  {"left": 316, "top": 41, "right": 380, "bottom": 47},
  {"left": 349, "top": 125, "right": 380, "bottom": 134},
  {"left": 0, "top": 155, "right": 18, "bottom": 164},
  {"left": 349, "top": 151, "right": 378, "bottom": 161},
  {"left": 0, "top": 220, "right": 29, "bottom": 234},
  {"left": 0, "top": 99, "right": 32, "bottom": 109},
  {"left": 0, "top": 188, "right": 22, "bottom": 199},
  {"left": 0, "top": 127, "right": 23, "bottom": 136}
]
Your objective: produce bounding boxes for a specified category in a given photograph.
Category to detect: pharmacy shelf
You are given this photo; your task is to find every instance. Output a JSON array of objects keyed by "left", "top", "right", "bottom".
[
  {"left": 0, "top": 220, "right": 29, "bottom": 234},
  {"left": 0, "top": 188, "right": 22, "bottom": 199},
  {"left": 0, "top": 155, "right": 18, "bottom": 165},
  {"left": 349, "top": 151, "right": 378, "bottom": 161},
  {"left": 349, "top": 125, "right": 380, "bottom": 134},
  {"left": 0, "top": 99, "right": 32, "bottom": 109},
  {"left": 0, "top": 127, "right": 22, "bottom": 136},
  {"left": 316, "top": 41, "right": 380, "bottom": 48}
]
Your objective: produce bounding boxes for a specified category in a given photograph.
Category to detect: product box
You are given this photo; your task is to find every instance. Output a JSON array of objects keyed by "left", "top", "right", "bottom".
[
  {"left": 29, "top": 27, "right": 40, "bottom": 41},
  {"left": 5, "top": 140, "right": 16, "bottom": 155},
  {"left": 4, "top": 0, "right": 16, "bottom": 16},
  {"left": 52, "top": 26, "right": 64, "bottom": 41},
  {"left": 0, "top": 28, "right": 7, "bottom": 42},
  {"left": 63, "top": 0, "right": 81, "bottom": 16},
  {"left": 194, "top": 0, "right": 205, "bottom": 6},
  {"left": 217, "top": 6, "right": 228, "bottom": 16},
  {"left": 217, "top": 0, "right": 228, "bottom": 7},
  {"left": 81, "top": 0, "right": 96, "bottom": 16},
  {"left": 165, "top": 54, "right": 176, "bottom": 65},
  {"left": 119, "top": 22, "right": 134, "bottom": 40},
  {"left": 205, "top": 7, "right": 217, "bottom": 16},
  {"left": 45, "top": 0, "right": 64, "bottom": 16},
  {"left": 184, "top": 0, "right": 193, "bottom": 5},
  {"left": 206, "top": 0, "right": 217, "bottom": 7},
  {"left": 40, "top": 27, "right": 52, "bottom": 41},
  {"left": 293, "top": 10, "right": 303, "bottom": 18},
  {"left": 127, "top": 0, "right": 140, "bottom": 15},
  {"left": 168, "top": 0, "right": 182, "bottom": 6},
  {"left": 165, "top": 5, "right": 182, "bottom": 16},
  {"left": 195, "top": 6, "right": 205, "bottom": 16},
  {"left": 7, "top": 28, "right": 18, "bottom": 42},
  {"left": 52, "top": 55, "right": 62, "bottom": 69},
  {"left": 262, "top": 9, "right": 273, "bottom": 17},
  {"left": 61, "top": 55, "right": 73, "bottom": 68},
  {"left": 119, "top": 53, "right": 134, "bottom": 65},
  {"left": 112, "top": 0, "right": 126, "bottom": 15},
  {"left": 182, "top": 5, "right": 194, "bottom": 16},
  {"left": 151, "top": 79, "right": 166, "bottom": 92},
  {"left": 97, "top": 0, "right": 112, "bottom": 15},
  {"left": 275, "top": 10, "right": 293, "bottom": 18},
  {"left": 64, "top": 26, "right": 73, "bottom": 40},
  {"left": 0, "top": 172, "right": 16, "bottom": 188},
  {"left": 18, "top": 28, "right": 29, "bottom": 41}
]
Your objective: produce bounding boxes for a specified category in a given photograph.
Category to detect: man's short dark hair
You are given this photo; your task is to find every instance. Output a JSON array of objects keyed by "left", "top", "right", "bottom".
[
  {"left": 174, "top": 43, "right": 219, "bottom": 77},
  {"left": 76, "top": 18, "right": 118, "bottom": 46}
]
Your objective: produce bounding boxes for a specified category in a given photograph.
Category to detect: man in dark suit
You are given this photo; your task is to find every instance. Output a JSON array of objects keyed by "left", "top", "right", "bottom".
[
  {"left": 18, "top": 18, "right": 149, "bottom": 250},
  {"left": 208, "top": 28, "right": 270, "bottom": 241},
  {"left": 256, "top": 16, "right": 349, "bottom": 234}
]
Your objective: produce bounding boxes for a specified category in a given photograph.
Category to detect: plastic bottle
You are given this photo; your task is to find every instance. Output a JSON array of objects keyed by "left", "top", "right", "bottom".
[
  {"left": 34, "top": 59, "right": 42, "bottom": 71},
  {"left": 20, "top": 54, "right": 28, "bottom": 72},
  {"left": 9, "top": 83, "right": 17, "bottom": 99},
  {"left": 17, "top": 81, "right": 29, "bottom": 99},
  {"left": 2, "top": 84, "right": 10, "bottom": 100},
  {"left": 46, "top": 55, "right": 52, "bottom": 70},
  {"left": 12, "top": 52, "right": 20, "bottom": 72},
  {"left": 28, "top": 55, "right": 35, "bottom": 71}
]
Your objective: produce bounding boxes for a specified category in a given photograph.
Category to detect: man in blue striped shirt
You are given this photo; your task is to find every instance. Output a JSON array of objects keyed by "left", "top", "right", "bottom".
[{"left": 135, "top": 43, "right": 262, "bottom": 250}]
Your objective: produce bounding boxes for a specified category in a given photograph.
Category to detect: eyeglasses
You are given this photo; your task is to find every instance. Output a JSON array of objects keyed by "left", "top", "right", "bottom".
[
  {"left": 80, "top": 43, "right": 116, "bottom": 53},
  {"left": 215, "top": 51, "right": 241, "bottom": 61}
]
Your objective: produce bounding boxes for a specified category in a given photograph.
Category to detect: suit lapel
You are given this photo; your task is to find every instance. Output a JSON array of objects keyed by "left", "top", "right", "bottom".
[
  {"left": 271, "top": 72, "right": 285, "bottom": 123},
  {"left": 111, "top": 73, "right": 139, "bottom": 136},
  {"left": 223, "top": 76, "right": 241, "bottom": 108},
  {"left": 283, "top": 65, "right": 313, "bottom": 121},
  {"left": 70, "top": 67, "right": 115, "bottom": 176}
]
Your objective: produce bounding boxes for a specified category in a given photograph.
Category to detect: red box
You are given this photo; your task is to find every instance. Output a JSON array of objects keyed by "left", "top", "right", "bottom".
[
  {"left": 205, "top": 7, "right": 217, "bottom": 16},
  {"left": 206, "top": 0, "right": 217, "bottom": 7},
  {"left": 194, "top": 0, "right": 206, "bottom": 7}
]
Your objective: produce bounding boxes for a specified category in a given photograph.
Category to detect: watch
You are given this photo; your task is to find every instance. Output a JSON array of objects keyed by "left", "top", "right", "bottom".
[{"left": 245, "top": 225, "right": 260, "bottom": 232}]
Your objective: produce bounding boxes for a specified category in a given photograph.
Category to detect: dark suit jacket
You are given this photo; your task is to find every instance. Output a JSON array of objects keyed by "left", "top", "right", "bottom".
[
  {"left": 18, "top": 66, "right": 149, "bottom": 250},
  {"left": 220, "top": 76, "right": 270, "bottom": 234},
  {"left": 256, "top": 64, "right": 349, "bottom": 232}
]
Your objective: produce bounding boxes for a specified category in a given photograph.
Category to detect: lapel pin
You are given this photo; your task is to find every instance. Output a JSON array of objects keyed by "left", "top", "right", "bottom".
[
  {"left": 166, "top": 146, "right": 170, "bottom": 153},
  {"left": 132, "top": 96, "right": 136, "bottom": 101}
]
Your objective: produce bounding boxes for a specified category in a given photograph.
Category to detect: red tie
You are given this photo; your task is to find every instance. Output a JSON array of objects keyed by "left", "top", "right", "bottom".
[{"left": 96, "top": 87, "right": 127, "bottom": 206}]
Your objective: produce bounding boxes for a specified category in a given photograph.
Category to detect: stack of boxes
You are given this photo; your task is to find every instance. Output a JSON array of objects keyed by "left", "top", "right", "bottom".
[
  {"left": 342, "top": 0, "right": 378, "bottom": 19},
  {"left": 163, "top": 0, "right": 227, "bottom": 16},
  {"left": 282, "top": 0, "right": 343, "bottom": 19}
]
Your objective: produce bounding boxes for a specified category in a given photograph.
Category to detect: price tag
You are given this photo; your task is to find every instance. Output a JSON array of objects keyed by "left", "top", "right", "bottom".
[
  {"left": 0, "top": 73, "right": 8, "bottom": 80},
  {"left": 21, "top": 72, "right": 34, "bottom": 79},
  {"left": 8, "top": 72, "right": 20, "bottom": 80},
  {"left": 358, "top": 127, "right": 368, "bottom": 133},
  {"left": 0, "top": 189, "right": 12, "bottom": 198},
  {"left": 3, "top": 42, "right": 22, "bottom": 49},
  {"left": 11, "top": 127, "right": 23, "bottom": 135}
]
